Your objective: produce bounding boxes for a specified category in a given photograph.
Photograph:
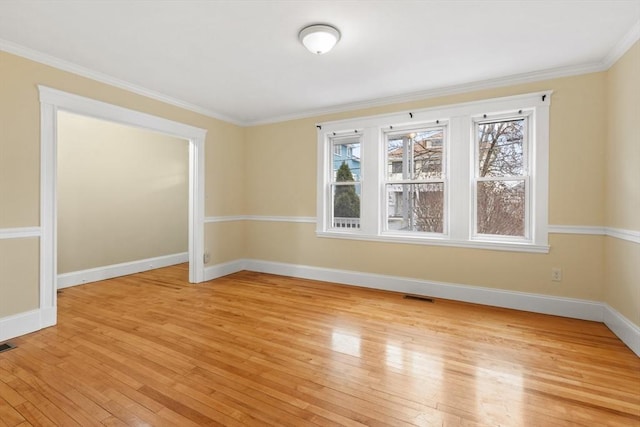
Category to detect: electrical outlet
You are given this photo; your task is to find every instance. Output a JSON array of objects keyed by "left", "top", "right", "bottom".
[
  {"left": 551, "top": 267, "right": 562, "bottom": 282},
  {"left": 203, "top": 251, "right": 211, "bottom": 264}
]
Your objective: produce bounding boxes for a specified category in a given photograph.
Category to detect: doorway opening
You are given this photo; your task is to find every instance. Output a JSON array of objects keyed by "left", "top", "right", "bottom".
[
  {"left": 39, "top": 86, "right": 206, "bottom": 328},
  {"left": 56, "top": 111, "right": 190, "bottom": 286}
]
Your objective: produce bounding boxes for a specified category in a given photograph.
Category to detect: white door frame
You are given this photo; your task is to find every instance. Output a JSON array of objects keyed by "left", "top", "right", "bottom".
[{"left": 39, "top": 86, "right": 206, "bottom": 328}]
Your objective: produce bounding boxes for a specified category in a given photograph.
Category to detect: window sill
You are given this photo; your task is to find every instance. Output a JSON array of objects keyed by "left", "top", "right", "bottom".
[{"left": 316, "top": 230, "right": 550, "bottom": 253}]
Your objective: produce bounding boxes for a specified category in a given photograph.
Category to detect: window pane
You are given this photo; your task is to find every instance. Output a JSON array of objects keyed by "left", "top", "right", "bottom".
[
  {"left": 332, "top": 183, "right": 361, "bottom": 229},
  {"left": 477, "top": 180, "right": 525, "bottom": 236},
  {"left": 387, "top": 128, "right": 444, "bottom": 180},
  {"left": 333, "top": 141, "right": 361, "bottom": 181},
  {"left": 477, "top": 119, "right": 524, "bottom": 178},
  {"left": 386, "top": 183, "right": 443, "bottom": 233}
]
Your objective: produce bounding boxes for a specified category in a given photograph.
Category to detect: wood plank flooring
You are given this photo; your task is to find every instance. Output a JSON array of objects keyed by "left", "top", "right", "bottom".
[{"left": 1, "top": 264, "right": 638, "bottom": 426}]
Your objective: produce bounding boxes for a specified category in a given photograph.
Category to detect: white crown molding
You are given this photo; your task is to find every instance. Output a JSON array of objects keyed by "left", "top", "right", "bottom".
[
  {"left": 57, "top": 252, "right": 188, "bottom": 289},
  {"left": 3, "top": 17, "right": 639, "bottom": 128},
  {"left": 0, "top": 38, "right": 242, "bottom": 126},
  {"left": 602, "top": 20, "right": 640, "bottom": 69},
  {"left": 246, "top": 63, "right": 602, "bottom": 126},
  {"left": 0, "top": 226, "right": 41, "bottom": 240}
]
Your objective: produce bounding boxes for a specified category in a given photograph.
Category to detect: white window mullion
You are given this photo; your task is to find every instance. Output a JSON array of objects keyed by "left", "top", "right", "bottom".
[
  {"left": 449, "top": 116, "right": 470, "bottom": 241},
  {"left": 360, "top": 127, "right": 379, "bottom": 235}
]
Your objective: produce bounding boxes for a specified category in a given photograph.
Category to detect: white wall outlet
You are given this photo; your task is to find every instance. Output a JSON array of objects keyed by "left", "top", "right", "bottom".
[
  {"left": 203, "top": 251, "right": 211, "bottom": 264},
  {"left": 551, "top": 267, "right": 562, "bottom": 282}
]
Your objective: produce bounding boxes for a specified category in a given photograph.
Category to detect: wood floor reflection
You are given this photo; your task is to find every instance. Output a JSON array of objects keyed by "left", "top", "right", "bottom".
[{"left": 1, "top": 264, "right": 638, "bottom": 426}]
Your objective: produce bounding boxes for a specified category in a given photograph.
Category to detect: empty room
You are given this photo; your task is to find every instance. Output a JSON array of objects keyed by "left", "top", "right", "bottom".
[{"left": 0, "top": 1, "right": 638, "bottom": 426}]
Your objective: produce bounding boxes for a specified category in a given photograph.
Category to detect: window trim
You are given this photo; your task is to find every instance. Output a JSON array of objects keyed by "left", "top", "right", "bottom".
[
  {"left": 326, "top": 132, "right": 363, "bottom": 233},
  {"left": 382, "top": 123, "right": 449, "bottom": 236},
  {"left": 471, "top": 112, "right": 531, "bottom": 242},
  {"left": 316, "top": 91, "right": 551, "bottom": 253}
]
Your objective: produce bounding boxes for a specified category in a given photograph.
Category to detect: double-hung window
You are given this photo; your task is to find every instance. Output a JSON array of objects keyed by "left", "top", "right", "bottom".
[
  {"left": 329, "top": 134, "right": 362, "bottom": 230},
  {"left": 473, "top": 115, "right": 529, "bottom": 239},
  {"left": 316, "top": 91, "right": 551, "bottom": 253},
  {"left": 384, "top": 125, "right": 447, "bottom": 234}
]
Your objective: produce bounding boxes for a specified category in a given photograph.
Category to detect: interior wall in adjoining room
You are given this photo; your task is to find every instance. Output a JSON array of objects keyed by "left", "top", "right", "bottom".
[{"left": 57, "top": 111, "right": 189, "bottom": 274}]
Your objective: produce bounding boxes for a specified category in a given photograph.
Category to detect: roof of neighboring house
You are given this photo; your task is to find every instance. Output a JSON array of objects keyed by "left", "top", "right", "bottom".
[{"left": 387, "top": 130, "right": 444, "bottom": 160}]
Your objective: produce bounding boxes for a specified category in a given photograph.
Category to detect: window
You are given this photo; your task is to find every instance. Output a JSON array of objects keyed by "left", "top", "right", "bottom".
[
  {"left": 474, "top": 117, "right": 528, "bottom": 238},
  {"left": 385, "top": 126, "right": 446, "bottom": 233},
  {"left": 330, "top": 136, "right": 361, "bottom": 229},
  {"left": 317, "top": 91, "right": 551, "bottom": 253},
  {"left": 391, "top": 161, "right": 402, "bottom": 174}
]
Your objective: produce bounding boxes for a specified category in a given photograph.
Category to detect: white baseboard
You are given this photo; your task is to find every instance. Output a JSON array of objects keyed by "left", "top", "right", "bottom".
[
  {"left": 6, "top": 256, "right": 637, "bottom": 358},
  {"left": 603, "top": 304, "right": 640, "bottom": 357},
  {"left": 0, "top": 309, "right": 44, "bottom": 342},
  {"left": 57, "top": 252, "right": 188, "bottom": 289},
  {"left": 40, "top": 306, "right": 57, "bottom": 329},
  {"left": 242, "top": 259, "right": 640, "bottom": 356},
  {"left": 204, "top": 259, "right": 246, "bottom": 281},
  {"left": 244, "top": 259, "right": 604, "bottom": 322}
]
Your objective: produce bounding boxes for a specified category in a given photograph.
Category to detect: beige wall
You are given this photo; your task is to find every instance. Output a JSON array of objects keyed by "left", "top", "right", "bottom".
[
  {"left": 0, "top": 40, "right": 637, "bottom": 327},
  {"left": 57, "top": 112, "right": 189, "bottom": 274},
  {"left": 605, "top": 41, "right": 640, "bottom": 231},
  {"left": 244, "top": 73, "right": 608, "bottom": 302},
  {"left": 245, "top": 222, "right": 605, "bottom": 300},
  {"left": 0, "top": 238, "right": 39, "bottom": 317},
  {"left": 604, "top": 41, "right": 640, "bottom": 326},
  {"left": 0, "top": 51, "right": 245, "bottom": 317},
  {"left": 246, "top": 73, "right": 607, "bottom": 225}
]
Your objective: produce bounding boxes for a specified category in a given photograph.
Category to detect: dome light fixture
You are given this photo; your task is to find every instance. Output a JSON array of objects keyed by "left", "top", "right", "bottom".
[{"left": 298, "top": 24, "right": 341, "bottom": 55}]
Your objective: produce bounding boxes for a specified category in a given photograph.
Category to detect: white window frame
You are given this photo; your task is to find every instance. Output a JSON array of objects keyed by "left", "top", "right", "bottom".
[
  {"left": 472, "top": 112, "right": 531, "bottom": 242},
  {"left": 382, "top": 123, "right": 449, "bottom": 237},
  {"left": 326, "top": 132, "right": 363, "bottom": 233},
  {"left": 316, "top": 91, "right": 551, "bottom": 253}
]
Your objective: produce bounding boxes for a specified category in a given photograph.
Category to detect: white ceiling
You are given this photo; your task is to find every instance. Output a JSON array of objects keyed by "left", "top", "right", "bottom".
[{"left": 1, "top": 1, "right": 638, "bottom": 125}]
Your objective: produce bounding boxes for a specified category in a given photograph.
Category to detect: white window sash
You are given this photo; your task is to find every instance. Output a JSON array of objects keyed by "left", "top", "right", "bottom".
[{"left": 316, "top": 90, "right": 551, "bottom": 252}]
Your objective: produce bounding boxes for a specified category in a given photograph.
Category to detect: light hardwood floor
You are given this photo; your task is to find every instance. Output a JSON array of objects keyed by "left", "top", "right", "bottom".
[{"left": 0, "top": 264, "right": 638, "bottom": 426}]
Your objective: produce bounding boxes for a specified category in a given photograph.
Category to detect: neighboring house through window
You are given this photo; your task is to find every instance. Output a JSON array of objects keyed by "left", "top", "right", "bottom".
[
  {"left": 331, "top": 136, "right": 361, "bottom": 228},
  {"left": 385, "top": 126, "right": 446, "bottom": 234}
]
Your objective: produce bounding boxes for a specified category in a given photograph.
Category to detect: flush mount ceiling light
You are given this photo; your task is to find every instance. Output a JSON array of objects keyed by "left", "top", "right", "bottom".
[{"left": 298, "top": 24, "right": 341, "bottom": 55}]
